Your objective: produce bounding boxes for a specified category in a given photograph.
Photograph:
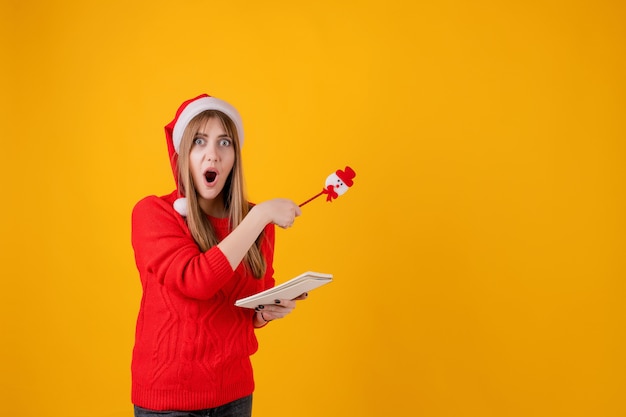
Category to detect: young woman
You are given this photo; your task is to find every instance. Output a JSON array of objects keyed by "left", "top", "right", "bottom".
[{"left": 131, "top": 94, "right": 305, "bottom": 417}]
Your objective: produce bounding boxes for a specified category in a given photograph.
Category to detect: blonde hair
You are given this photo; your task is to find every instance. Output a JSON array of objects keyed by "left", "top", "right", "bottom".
[{"left": 177, "top": 110, "right": 266, "bottom": 278}]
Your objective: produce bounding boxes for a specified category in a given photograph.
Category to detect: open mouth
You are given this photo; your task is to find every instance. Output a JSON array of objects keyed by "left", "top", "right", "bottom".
[{"left": 204, "top": 170, "right": 218, "bottom": 184}]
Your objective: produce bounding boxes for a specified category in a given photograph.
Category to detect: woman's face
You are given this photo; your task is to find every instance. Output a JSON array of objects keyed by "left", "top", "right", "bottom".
[{"left": 189, "top": 117, "right": 236, "bottom": 215}]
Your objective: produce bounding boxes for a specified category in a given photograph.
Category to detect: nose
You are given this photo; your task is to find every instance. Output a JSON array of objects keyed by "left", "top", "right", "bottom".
[{"left": 204, "top": 142, "right": 219, "bottom": 162}]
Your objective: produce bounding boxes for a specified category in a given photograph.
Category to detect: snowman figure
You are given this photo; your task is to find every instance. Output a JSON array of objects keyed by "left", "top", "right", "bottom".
[
  {"left": 323, "top": 166, "right": 356, "bottom": 202},
  {"left": 298, "top": 166, "right": 357, "bottom": 207}
]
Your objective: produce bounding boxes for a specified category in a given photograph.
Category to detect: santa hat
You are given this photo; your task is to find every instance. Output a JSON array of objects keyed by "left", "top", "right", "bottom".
[
  {"left": 164, "top": 94, "right": 244, "bottom": 216},
  {"left": 336, "top": 166, "right": 356, "bottom": 187}
]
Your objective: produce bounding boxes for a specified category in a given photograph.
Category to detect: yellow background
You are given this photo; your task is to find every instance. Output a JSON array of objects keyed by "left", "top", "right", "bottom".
[{"left": 1, "top": 1, "right": 624, "bottom": 416}]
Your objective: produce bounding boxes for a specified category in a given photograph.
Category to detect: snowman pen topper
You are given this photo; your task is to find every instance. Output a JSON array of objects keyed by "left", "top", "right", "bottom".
[{"left": 299, "top": 166, "right": 356, "bottom": 207}]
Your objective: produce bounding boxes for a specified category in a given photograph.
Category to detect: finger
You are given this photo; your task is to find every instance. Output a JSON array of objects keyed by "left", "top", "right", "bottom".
[
  {"left": 292, "top": 292, "right": 308, "bottom": 301},
  {"left": 273, "top": 299, "right": 297, "bottom": 308},
  {"left": 261, "top": 308, "right": 286, "bottom": 321}
]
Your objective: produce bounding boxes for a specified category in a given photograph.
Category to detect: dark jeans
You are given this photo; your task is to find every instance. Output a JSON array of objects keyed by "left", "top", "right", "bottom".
[{"left": 134, "top": 395, "right": 253, "bottom": 417}]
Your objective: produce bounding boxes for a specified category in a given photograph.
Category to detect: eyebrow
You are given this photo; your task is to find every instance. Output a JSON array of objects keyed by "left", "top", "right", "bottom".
[{"left": 195, "top": 132, "right": 231, "bottom": 138}]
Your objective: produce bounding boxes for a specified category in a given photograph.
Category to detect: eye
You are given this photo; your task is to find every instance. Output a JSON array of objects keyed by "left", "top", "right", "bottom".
[
  {"left": 193, "top": 137, "right": 206, "bottom": 146},
  {"left": 219, "top": 138, "right": 232, "bottom": 147}
]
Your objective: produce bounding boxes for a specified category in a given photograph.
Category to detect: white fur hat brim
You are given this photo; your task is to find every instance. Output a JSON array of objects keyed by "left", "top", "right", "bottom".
[{"left": 172, "top": 96, "right": 244, "bottom": 153}]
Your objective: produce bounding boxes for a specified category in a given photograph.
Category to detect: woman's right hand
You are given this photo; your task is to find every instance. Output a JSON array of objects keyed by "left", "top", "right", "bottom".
[
  {"left": 254, "top": 198, "right": 302, "bottom": 229},
  {"left": 217, "top": 198, "right": 301, "bottom": 270}
]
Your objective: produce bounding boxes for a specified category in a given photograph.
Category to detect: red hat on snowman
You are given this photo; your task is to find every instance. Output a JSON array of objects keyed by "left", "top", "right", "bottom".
[
  {"left": 335, "top": 167, "right": 355, "bottom": 187},
  {"left": 164, "top": 94, "right": 244, "bottom": 216}
]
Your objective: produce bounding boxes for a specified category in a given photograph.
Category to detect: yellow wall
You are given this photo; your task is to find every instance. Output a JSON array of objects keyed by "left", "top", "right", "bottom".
[{"left": 1, "top": 1, "right": 624, "bottom": 416}]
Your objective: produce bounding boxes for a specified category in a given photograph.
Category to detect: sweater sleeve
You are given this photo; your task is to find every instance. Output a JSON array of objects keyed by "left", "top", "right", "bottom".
[
  {"left": 260, "top": 222, "right": 276, "bottom": 292},
  {"left": 131, "top": 195, "right": 234, "bottom": 300}
]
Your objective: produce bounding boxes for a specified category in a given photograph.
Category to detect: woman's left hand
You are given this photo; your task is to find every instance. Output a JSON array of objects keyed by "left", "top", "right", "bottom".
[{"left": 254, "top": 293, "right": 309, "bottom": 325}]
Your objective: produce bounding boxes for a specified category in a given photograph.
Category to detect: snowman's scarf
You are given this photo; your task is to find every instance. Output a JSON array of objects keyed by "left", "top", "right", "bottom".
[{"left": 323, "top": 185, "right": 339, "bottom": 202}]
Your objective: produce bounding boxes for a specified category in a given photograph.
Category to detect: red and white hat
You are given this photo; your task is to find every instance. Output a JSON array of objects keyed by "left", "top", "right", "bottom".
[
  {"left": 164, "top": 94, "right": 244, "bottom": 216},
  {"left": 165, "top": 94, "right": 244, "bottom": 153}
]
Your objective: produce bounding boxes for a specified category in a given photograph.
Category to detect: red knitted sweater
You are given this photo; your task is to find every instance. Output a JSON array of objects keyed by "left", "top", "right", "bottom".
[{"left": 130, "top": 190, "right": 275, "bottom": 411}]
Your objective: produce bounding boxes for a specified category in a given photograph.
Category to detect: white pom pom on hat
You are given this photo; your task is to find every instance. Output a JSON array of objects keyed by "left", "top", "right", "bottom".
[
  {"left": 173, "top": 197, "right": 188, "bottom": 217},
  {"left": 165, "top": 94, "right": 244, "bottom": 216}
]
